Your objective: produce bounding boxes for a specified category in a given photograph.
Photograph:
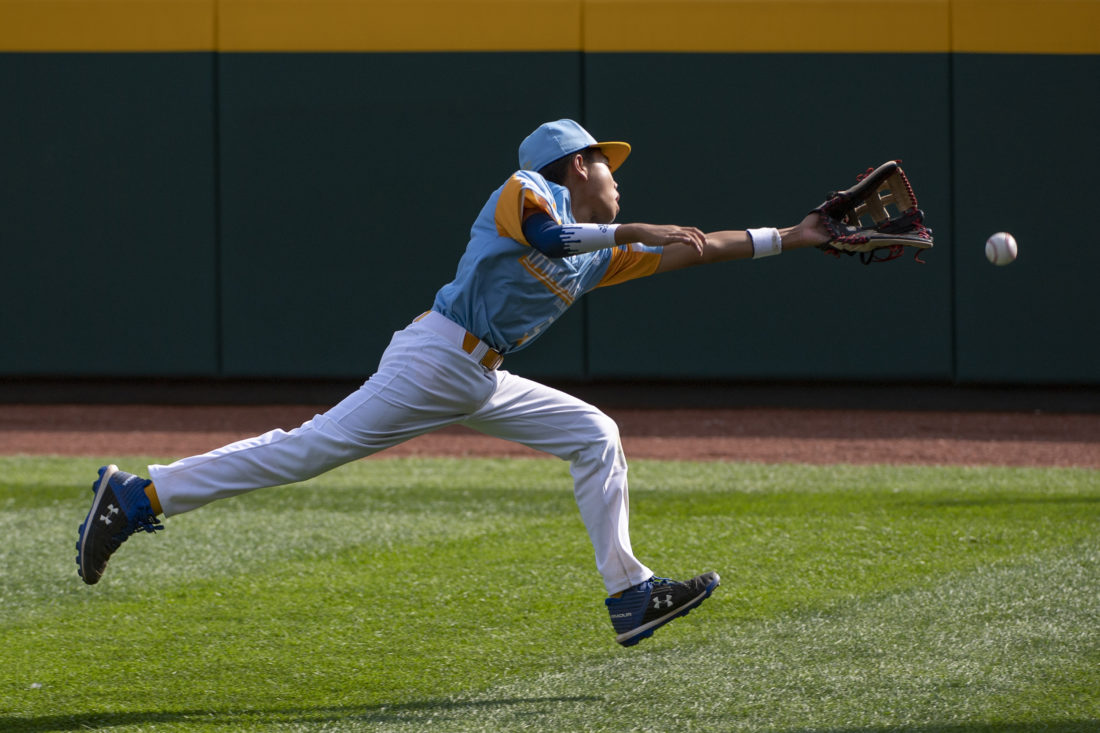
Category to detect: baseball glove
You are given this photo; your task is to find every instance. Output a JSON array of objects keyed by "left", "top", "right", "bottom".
[{"left": 814, "top": 160, "right": 934, "bottom": 263}]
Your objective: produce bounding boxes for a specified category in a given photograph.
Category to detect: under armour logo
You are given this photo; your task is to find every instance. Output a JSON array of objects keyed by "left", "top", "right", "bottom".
[
  {"left": 99, "top": 504, "right": 120, "bottom": 525},
  {"left": 652, "top": 594, "right": 674, "bottom": 610}
]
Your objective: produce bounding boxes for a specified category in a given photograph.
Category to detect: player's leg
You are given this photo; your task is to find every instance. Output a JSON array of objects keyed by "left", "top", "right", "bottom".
[
  {"left": 462, "top": 370, "right": 651, "bottom": 594},
  {"left": 150, "top": 325, "right": 494, "bottom": 514},
  {"left": 147, "top": 403, "right": 399, "bottom": 516},
  {"left": 462, "top": 371, "right": 719, "bottom": 646},
  {"left": 76, "top": 322, "right": 495, "bottom": 584}
]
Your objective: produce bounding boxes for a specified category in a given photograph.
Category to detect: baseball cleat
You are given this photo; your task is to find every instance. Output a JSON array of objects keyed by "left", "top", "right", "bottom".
[
  {"left": 605, "top": 571, "right": 720, "bottom": 647},
  {"left": 76, "top": 464, "right": 162, "bottom": 584}
]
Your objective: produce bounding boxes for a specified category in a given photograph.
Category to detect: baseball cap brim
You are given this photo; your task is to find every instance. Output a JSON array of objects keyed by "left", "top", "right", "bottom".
[{"left": 594, "top": 141, "right": 631, "bottom": 172}]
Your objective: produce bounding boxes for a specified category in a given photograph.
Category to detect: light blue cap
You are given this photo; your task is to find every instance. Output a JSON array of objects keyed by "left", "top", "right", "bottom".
[{"left": 518, "top": 119, "right": 631, "bottom": 174}]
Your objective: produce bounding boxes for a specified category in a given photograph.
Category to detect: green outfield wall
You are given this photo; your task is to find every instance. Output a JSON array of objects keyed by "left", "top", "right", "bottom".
[{"left": 1, "top": 0, "right": 1097, "bottom": 385}]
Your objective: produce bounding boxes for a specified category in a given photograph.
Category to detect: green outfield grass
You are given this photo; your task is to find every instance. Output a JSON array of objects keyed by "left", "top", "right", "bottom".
[{"left": 1, "top": 455, "right": 1097, "bottom": 732}]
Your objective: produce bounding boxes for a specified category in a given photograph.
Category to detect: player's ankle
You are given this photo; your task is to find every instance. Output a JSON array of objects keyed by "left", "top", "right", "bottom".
[{"left": 145, "top": 483, "right": 163, "bottom": 516}]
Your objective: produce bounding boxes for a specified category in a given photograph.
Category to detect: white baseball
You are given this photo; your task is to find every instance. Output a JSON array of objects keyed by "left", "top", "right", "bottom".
[{"left": 985, "top": 232, "right": 1017, "bottom": 266}]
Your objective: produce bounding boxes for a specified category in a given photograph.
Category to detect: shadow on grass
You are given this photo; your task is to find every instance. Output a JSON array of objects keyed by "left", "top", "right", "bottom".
[
  {"left": 0, "top": 695, "right": 602, "bottom": 732},
  {"left": 908, "top": 496, "right": 1100, "bottom": 508},
  {"left": 799, "top": 726, "right": 1100, "bottom": 733},
  {"left": 3, "top": 705, "right": 1098, "bottom": 733}
]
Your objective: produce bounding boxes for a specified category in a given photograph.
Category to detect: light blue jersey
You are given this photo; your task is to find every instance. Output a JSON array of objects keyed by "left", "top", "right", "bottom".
[{"left": 432, "top": 170, "right": 662, "bottom": 353}]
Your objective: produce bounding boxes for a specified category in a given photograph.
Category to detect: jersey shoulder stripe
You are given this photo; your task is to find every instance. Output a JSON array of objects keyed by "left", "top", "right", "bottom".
[
  {"left": 595, "top": 243, "right": 662, "bottom": 288},
  {"left": 495, "top": 172, "right": 559, "bottom": 244}
]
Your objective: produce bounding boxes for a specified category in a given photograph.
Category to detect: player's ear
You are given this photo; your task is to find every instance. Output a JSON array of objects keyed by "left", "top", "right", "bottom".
[{"left": 570, "top": 152, "right": 590, "bottom": 181}]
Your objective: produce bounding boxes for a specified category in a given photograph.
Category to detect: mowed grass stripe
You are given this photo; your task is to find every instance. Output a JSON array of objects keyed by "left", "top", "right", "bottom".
[
  {"left": 1, "top": 457, "right": 1097, "bottom": 732},
  {"left": 458, "top": 544, "right": 1099, "bottom": 732}
]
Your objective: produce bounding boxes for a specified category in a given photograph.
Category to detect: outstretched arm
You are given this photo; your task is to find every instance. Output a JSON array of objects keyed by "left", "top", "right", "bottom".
[
  {"left": 614, "top": 222, "right": 708, "bottom": 255},
  {"left": 524, "top": 215, "right": 709, "bottom": 258},
  {"left": 647, "top": 212, "right": 831, "bottom": 274},
  {"left": 523, "top": 212, "right": 830, "bottom": 272}
]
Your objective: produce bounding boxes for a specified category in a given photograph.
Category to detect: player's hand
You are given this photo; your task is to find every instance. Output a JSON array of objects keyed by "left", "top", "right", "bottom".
[
  {"left": 791, "top": 212, "right": 831, "bottom": 248},
  {"left": 770, "top": 212, "right": 833, "bottom": 252},
  {"left": 618, "top": 223, "right": 708, "bottom": 255}
]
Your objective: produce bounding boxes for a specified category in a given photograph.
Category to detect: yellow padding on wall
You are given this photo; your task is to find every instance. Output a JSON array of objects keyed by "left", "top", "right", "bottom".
[
  {"left": 585, "top": 0, "right": 951, "bottom": 53},
  {"left": 0, "top": 0, "right": 1095, "bottom": 53},
  {"left": 219, "top": 0, "right": 581, "bottom": 52},
  {"left": 952, "top": 0, "right": 1100, "bottom": 55},
  {"left": 0, "top": 0, "right": 214, "bottom": 52}
]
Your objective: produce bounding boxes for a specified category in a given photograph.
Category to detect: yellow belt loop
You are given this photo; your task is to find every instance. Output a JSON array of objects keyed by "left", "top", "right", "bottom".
[{"left": 461, "top": 332, "right": 480, "bottom": 354}]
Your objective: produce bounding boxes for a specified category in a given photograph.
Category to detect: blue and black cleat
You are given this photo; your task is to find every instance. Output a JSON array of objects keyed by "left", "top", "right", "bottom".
[
  {"left": 605, "top": 571, "right": 720, "bottom": 647},
  {"left": 76, "top": 465, "right": 162, "bottom": 584}
]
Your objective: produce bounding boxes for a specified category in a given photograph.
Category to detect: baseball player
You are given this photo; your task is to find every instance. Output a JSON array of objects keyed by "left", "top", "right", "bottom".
[{"left": 76, "top": 119, "right": 831, "bottom": 647}]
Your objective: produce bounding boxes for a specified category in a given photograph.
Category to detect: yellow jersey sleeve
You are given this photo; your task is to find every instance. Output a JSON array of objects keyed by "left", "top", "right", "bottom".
[
  {"left": 495, "top": 174, "right": 557, "bottom": 245},
  {"left": 595, "top": 243, "right": 662, "bottom": 288}
]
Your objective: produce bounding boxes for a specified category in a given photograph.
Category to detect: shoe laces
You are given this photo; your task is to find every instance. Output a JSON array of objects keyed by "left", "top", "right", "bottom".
[
  {"left": 134, "top": 514, "right": 164, "bottom": 534},
  {"left": 108, "top": 513, "right": 162, "bottom": 546},
  {"left": 647, "top": 576, "right": 681, "bottom": 590}
]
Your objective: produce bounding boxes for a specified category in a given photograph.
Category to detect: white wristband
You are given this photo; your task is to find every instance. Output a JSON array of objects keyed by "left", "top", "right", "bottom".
[
  {"left": 560, "top": 223, "right": 620, "bottom": 254},
  {"left": 748, "top": 227, "right": 782, "bottom": 259}
]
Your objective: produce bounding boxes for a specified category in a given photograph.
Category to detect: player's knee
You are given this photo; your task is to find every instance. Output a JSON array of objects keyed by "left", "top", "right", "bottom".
[
  {"left": 585, "top": 409, "right": 620, "bottom": 441},
  {"left": 573, "top": 411, "right": 623, "bottom": 463}
]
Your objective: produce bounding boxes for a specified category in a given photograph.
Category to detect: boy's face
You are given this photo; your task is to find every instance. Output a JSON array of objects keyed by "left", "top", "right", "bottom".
[{"left": 571, "top": 150, "right": 620, "bottom": 224}]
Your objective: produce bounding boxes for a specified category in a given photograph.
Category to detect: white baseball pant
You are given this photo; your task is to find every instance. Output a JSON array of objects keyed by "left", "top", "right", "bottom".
[{"left": 148, "top": 312, "right": 653, "bottom": 594}]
